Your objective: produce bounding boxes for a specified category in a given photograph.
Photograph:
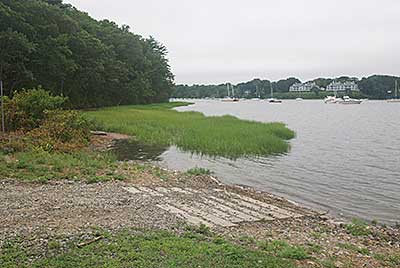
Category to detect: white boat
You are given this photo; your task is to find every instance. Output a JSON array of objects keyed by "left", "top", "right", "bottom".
[
  {"left": 324, "top": 96, "right": 342, "bottom": 104},
  {"left": 338, "top": 96, "right": 362, "bottom": 104},
  {"left": 387, "top": 80, "right": 400, "bottom": 103},
  {"left": 221, "top": 97, "right": 239, "bottom": 102},
  {"left": 295, "top": 98, "right": 303, "bottom": 101}
]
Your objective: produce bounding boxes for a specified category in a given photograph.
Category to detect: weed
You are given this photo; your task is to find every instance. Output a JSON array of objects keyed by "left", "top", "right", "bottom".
[
  {"left": 186, "top": 167, "right": 213, "bottom": 176},
  {"left": 320, "top": 259, "right": 336, "bottom": 268},
  {"left": 259, "top": 240, "right": 309, "bottom": 260},
  {"left": 238, "top": 235, "right": 256, "bottom": 246},
  {"left": 306, "top": 242, "right": 322, "bottom": 254},
  {"left": 373, "top": 253, "right": 400, "bottom": 267},
  {"left": 310, "top": 231, "right": 322, "bottom": 239},
  {"left": 345, "top": 218, "right": 371, "bottom": 236},
  {"left": 184, "top": 224, "right": 213, "bottom": 237},
  {"left": 338, "top": 243, "right": 370, "bottom": 255}
]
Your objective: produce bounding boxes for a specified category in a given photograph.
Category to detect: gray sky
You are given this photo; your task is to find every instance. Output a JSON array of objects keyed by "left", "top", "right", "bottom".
[{"left": 66, "top": 0, "right": 400, "bottom": 85}]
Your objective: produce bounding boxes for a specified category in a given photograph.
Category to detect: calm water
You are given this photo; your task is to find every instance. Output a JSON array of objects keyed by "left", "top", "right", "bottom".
[{"left": 157, "top": 100, "right": 400, "bottom": 224}]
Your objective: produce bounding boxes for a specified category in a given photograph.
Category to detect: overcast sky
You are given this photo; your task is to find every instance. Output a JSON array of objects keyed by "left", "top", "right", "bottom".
[{"left": 66, "top": 0, "right": 400, "bottom": 85}]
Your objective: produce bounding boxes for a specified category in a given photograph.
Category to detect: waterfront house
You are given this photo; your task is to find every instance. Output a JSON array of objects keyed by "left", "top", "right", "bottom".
[
  {"left": 289, "top": 82, "right": 319, "bottom": 92},
  {"left": 327, "top": 81, "right": 359, "bottom": 92}
]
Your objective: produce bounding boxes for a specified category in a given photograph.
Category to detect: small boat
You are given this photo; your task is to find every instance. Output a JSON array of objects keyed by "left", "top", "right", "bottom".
[
  {"left": 221, "top": 97, "right": 239, "bottom": 102},
  {"left": 267, "top": 98, "right": 282, "bottom": 103},
  {"left": 295, "top": 98, "right": 303, "bottom": 101},
  {"left": 324, "top": 96, "right": 342, "bottom": 104},
  {"left": 338, "top": 96, "right": 362, "bottom": 104},
  {"left": 387, "top": 80, "right": 400, "bottom": 103},
  {"left": 267, "top": 84, "right": 282, "bottom": 103}
]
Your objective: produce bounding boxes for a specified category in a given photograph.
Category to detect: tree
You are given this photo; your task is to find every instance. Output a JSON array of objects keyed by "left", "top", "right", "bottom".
[
  {"left": 0, "top": 0, "right": 174, "bottom": 108},
  {"left": 0, "top": 29, "right": 35, "bottom": 94}
]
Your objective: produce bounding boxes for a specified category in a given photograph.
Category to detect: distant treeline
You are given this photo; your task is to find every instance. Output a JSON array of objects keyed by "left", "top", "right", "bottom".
[
  {"left": 0, "top": 0, "right": 174, "bottom": 108},
  {"left": 173, "top": 75, "right": 400, "bottom": 99}
]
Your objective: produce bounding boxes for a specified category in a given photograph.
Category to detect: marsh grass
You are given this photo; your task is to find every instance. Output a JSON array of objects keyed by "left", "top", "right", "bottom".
[{"left": 85, "top": 102, "right": 295, "bottom": 159}]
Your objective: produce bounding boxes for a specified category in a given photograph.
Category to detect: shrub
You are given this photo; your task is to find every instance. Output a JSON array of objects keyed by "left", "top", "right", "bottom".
[
  {"left": 0, "top": 131, "right": 29, "bottom": 154},
  {"left": 4, "top": 88, "right": 67, "bottom": 131},
  {"left": 27, "top": 110, "right": 92, "bottom": 152}
]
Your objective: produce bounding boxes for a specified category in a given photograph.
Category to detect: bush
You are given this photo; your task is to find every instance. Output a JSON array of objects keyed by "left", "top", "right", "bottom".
[
  {"left": 27, "top": 110, "right": 93, "bottom": 152},
  {"left": 4, "top": 88, "right": 67, "bottom": 131},
  {"left": 0, "top": 110, "right": 93, "bottom": 154}
]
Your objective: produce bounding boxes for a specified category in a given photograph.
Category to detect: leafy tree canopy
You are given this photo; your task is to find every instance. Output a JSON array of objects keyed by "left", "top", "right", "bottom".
[{"left": 0, "top": 0, "right": 174, "bottom": 108}]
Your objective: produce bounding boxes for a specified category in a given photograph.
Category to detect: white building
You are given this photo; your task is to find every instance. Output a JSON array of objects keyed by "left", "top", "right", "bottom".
[
  {"left": 289, "top": 82, "right": 319, "bottom": 92},
  {"left": 327, "top": 81, "right": 359, "bottom": 92}
]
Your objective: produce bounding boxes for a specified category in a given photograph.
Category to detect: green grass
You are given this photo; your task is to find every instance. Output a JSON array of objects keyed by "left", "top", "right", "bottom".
[
  {"left": 344, "top": 219, "right": 371, "bottom": 237},
  {"left": 1, "top": 230, "right": 297, "bottom": 268},
  {"left": 186, "top": 167, "right": 213, "bottom": 176},
  {"left": 338, "top": 243, "right": 370, "bottom": 255},
  {"left": 373, "top": 253, "right": 400, "bottom": 267},
  {"left": 259, "top": 240, "right": 309, "bottom": 260},
  {"left": 0, "top": 148, "right": 122, "bottom": 183},
  {"left": 85, "top": 102, "right": 295, "bottom": 159}
]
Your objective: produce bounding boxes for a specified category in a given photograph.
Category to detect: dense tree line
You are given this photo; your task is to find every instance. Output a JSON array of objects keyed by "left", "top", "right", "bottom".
[
  {"left": 0, "top": 0, "right": 174, "bottom": 108},
  {"left": 173, "top": 75, "right": 400, "bottom": 99}
]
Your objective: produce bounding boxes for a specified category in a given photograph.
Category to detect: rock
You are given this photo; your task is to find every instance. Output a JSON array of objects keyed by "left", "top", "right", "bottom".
[{"left": 90, "top": 131, "right": 108, "bottom": 136}]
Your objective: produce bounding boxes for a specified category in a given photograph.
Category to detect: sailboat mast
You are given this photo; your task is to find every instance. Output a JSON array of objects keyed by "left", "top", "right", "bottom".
[
  {"left": 270, "top": 83, "right": 274, "bottom": 98},
  {"left": 256, "top": 85, "right": 259, "bottom": 98}
]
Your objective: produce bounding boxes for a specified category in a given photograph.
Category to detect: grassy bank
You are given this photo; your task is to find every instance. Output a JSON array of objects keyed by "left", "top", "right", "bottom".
[
  {"left": 3, "top": 227, "right": 399, "bottom": 268},
  {"left": 1, "top": 229, "right": 300, "bottom": 268},
  {"left": 0, "top": 149, "right": 121, "bottom": 183},
  {"left": 85, "top": 102, "right": 295, "bottom": 159}
]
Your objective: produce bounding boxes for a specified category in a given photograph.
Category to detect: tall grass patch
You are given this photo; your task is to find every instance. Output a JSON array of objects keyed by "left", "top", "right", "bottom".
[{"left": 85, "top": 103, "right": 295, "bottom": 159}]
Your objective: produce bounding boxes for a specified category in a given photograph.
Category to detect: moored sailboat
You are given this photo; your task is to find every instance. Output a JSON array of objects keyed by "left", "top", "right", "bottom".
[
  {"left": 221, "top": 83, "right": 239, "bottom": 102},
  {"left": 387, "top": 80, "right": 400, "bottom": 103},
  {"left": 267, "top": 83, "right": 282, "bottom": 103}
]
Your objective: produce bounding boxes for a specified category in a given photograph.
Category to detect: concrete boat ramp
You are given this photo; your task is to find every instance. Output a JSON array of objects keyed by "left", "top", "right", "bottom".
[{"left": 123, "top": 186, "right": 305, "bottom": 228}]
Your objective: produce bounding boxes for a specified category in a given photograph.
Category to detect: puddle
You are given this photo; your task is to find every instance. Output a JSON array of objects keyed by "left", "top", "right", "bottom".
[{"left": 111, "top": 139, "right": 168, "bottom": 161}]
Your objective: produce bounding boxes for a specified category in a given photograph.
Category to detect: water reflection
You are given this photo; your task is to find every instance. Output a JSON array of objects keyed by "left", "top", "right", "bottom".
[{"left": 111, "top": 139, "right": 168, "bottom": 161}]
